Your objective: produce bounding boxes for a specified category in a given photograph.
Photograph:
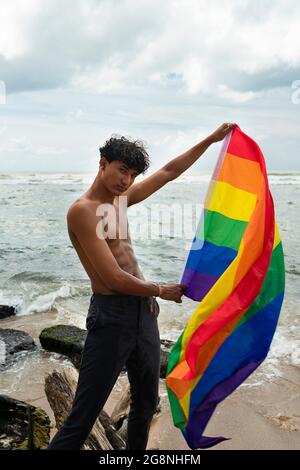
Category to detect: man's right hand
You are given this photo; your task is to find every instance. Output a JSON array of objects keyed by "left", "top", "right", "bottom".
[{"left": 159, "top": 284, "right": 185, "bottom": 303}]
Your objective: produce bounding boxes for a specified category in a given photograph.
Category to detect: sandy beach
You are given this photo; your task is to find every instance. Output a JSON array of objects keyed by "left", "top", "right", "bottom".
[{"left": 1, "top": 310, "right": 299, "bottom": 450}]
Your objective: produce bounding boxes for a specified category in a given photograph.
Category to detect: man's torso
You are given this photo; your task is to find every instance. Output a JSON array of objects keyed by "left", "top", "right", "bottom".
[{"left": 68, "top": 196, "right": 144, "bottom": 294}]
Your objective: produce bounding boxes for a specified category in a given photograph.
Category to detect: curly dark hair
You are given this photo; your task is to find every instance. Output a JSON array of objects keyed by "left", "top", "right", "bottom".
[{"left": 99, "top": 135, "right": 150, "bottom": 174}]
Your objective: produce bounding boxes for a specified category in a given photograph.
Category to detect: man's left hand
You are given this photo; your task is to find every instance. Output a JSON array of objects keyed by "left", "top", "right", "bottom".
[{"left": 209, "top": 122, "right": 237, "bottom": 143}]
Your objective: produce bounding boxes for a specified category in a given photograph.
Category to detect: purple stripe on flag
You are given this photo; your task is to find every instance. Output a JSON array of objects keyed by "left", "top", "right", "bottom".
[
  {"left": 181, "top": 268, "right": 218, "bottom": 301},
  {"left": 183, "top": 360, "right": 263, "bottom": 449}
]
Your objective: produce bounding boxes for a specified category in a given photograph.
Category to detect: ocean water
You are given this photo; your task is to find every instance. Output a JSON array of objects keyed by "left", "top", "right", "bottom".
[{"left": 0, "top": 172, "right": 299, "bottom": 387}]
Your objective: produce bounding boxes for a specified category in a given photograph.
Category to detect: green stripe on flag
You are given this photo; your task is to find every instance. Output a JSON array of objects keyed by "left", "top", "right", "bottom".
[
  {"left": 196, "top": 209, "right": 247, "bottom": 251},
  {"left": 235, "top": 242, "right": 285, "bottom": 329},
  {"left": 166, "top": 332, "right": 184, "bottom": 376},
  {"left": 166, "top": 385, "right": 186, "bottom": 430}
]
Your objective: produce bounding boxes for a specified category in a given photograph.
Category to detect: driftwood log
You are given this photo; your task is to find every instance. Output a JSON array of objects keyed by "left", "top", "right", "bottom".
[
  {"left": 110, "top": 383, "right": 131, "bottom": 441},
  {"left": 45, "top": 367, "right": 126, "bottom": 450},
  {"left": 110, "top": 383, "right": 131, "bottom": 429}
]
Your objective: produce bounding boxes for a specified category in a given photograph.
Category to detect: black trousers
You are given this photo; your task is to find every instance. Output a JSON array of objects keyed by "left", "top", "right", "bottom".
[{"left": 48, "top": 293, "right": 160, "bottom": 450}]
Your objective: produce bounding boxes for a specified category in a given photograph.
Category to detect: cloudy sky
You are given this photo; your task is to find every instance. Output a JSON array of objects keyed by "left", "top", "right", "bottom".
[{"left": 0, "top": 0, "right": 299, "bottom": 173}]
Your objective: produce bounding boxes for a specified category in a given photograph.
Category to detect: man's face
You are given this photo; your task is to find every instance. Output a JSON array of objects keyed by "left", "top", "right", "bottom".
[{"left": 101, "top": 159, "right": 139, "bottom": 195}]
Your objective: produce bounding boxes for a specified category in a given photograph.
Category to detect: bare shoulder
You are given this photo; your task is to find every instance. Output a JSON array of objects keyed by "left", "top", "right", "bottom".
[{"left": 67, "top": 198, "right": 95, "bottom": 229}]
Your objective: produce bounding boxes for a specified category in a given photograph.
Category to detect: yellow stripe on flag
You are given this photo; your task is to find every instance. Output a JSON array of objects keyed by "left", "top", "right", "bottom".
[{"left": 206, "top": 181, "right": 257, "bottom": 222}]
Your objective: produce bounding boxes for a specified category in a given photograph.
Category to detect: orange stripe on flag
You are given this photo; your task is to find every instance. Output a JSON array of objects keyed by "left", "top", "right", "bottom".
[
  {"left": 219, "top": 153, "right": 262, "bottom": 195},
  {"left": 166, "top": 360, "right": 191, "bottom": 399}
]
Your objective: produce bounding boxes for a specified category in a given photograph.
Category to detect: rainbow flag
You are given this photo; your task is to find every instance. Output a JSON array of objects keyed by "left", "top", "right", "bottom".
[{"left": 166, "top": 126, "right": 285, "bottom": 449}]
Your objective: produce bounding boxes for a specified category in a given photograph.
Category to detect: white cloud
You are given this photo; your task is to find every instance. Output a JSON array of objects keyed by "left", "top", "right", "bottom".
[
  {"left": 217, "top": 85, "right": 258, "bottom": 103},
  {"left": 1, "top": 0, "right": 299, "bottom": 96},
  {"left": 0, "top": 0, "right": 41, "bottom": 59},
  {"left": 0, "top": 0, "right": 299, "bottom": 172}
]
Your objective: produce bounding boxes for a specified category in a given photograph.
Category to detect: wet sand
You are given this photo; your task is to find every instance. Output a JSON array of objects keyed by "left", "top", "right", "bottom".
[{"left": 1, "top": 311, "right": 300, "bottom": 450}]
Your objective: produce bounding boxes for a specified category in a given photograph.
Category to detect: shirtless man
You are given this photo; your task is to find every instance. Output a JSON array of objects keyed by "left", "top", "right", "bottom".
[{"left": 48, "top": 122, "right": 235, "bottom": 450}]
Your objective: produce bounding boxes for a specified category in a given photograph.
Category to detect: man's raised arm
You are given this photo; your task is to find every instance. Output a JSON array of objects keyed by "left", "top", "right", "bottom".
[{"left": 126, "top": 122, "right": 236, "bottom": 206}]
